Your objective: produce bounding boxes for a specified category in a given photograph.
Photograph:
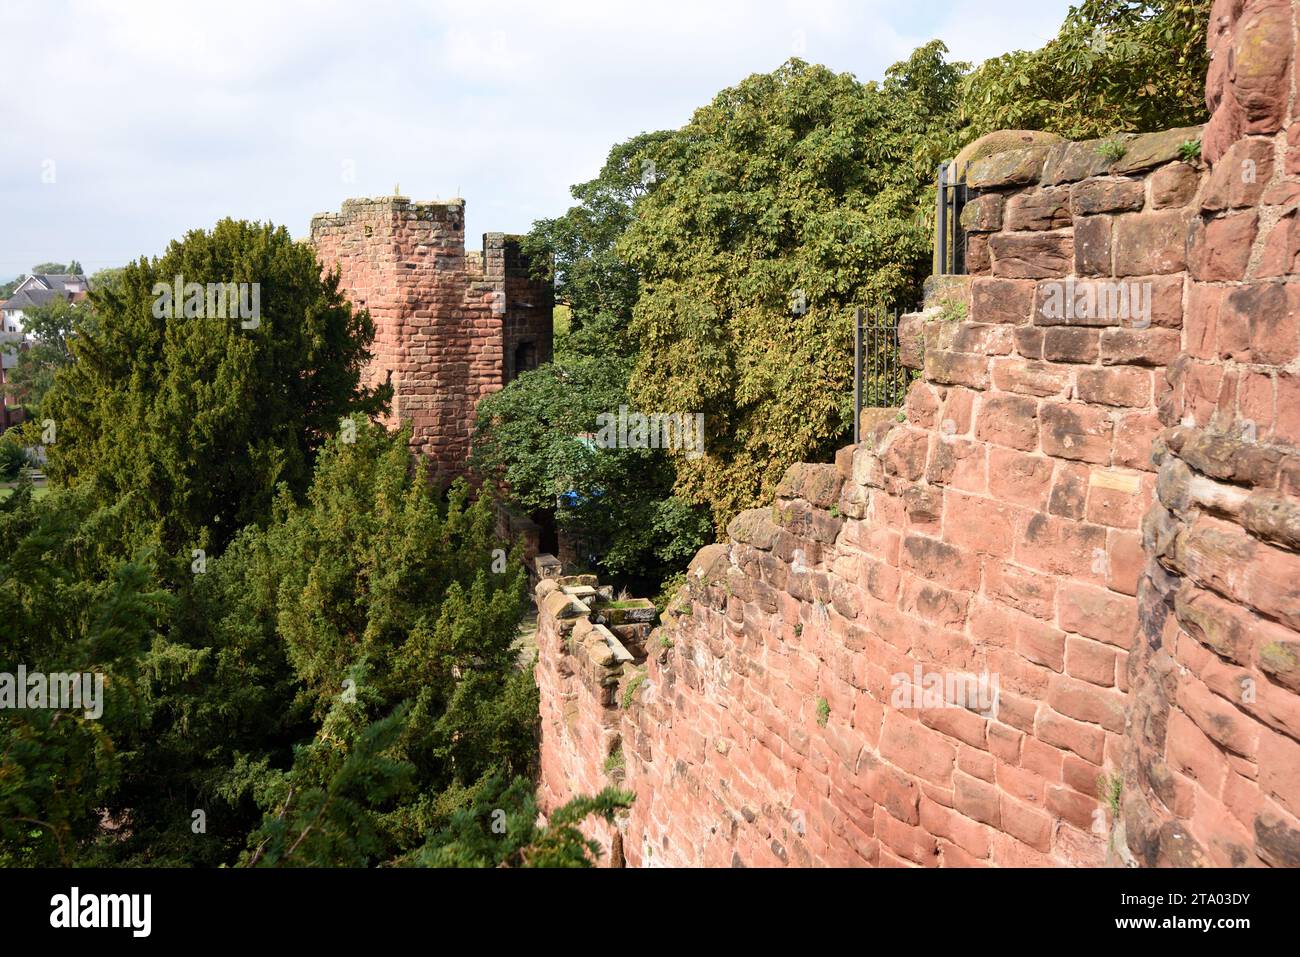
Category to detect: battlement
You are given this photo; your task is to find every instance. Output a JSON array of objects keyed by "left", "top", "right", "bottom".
[
  {"left": 311, "top": 196, "right": 467, "bottom": 230},
  {"left": 310, "top": 197, "right": 553, "bottom": 482}
]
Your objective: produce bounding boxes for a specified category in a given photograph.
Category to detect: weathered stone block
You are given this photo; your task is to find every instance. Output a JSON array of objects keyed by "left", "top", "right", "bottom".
[
  {"left": 1070, "top": 178, "right": 1145, "bottom": 216},
  {"left": 990, "top": 232, "right": 1074, "bottom": 279},
  {"left": 961, "top": 193, "right": 1004, "bottom": 232}
]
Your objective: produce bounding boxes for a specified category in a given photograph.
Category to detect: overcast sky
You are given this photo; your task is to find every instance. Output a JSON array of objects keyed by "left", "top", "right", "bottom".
[{"left": 0, "top": 0, "right": 1074, "bottom": 278}]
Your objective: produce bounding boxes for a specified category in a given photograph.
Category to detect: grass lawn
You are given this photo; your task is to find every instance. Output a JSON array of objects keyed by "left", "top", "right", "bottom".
[{"left": 0, "top": 481, "right": 49, "bottom": 500}]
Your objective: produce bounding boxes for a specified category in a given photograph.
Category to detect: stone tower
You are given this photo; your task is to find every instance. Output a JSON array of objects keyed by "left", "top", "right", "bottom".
[{"left": 310, "top": 196, "right": 553, "bottom": 483}]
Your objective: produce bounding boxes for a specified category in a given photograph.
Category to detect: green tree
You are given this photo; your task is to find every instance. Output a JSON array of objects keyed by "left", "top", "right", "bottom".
[
  {"left": 960, "top": 0, "right": 1211, "bottom": 140},
  {"left": 199, "top": 420, "right": 540, "bottom": 866},
  {"left": 523, "top": 131, "right": 672, "bottom": 358},
  {"left": 414, "top": 774, "right": 633, "bottom": 867},
  {"left": 477, "top": 134, "right": 713, "bottom": 589},
  {"left": 622, "top": 49, "right": 964, "bottom": 528},
  {"left": 473, "top": 356, "right": 712, "bottom": 587},
  {"left": 7, "top": 297, "right": 82, "bottom": 415},
  {"left": 0, "top": 484, "right": 172, "bottom": 865},
  {"left": 41, "top": 219, "right": 390, "bottom": 555}
]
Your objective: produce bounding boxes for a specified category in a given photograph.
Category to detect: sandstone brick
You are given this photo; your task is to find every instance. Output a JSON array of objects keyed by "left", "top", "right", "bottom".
[
  {"left": 1065, "top": 635, "right": 1118, "bottom": 687},
  {"left": 1178, "top": 677, "right": 1259, "bottom": 759},
  {"left": 1017, "top": 512, "right": 1107, "bottom": 581},
  {"left": 1000, "top": 794, "right": 1052, "bottom": 851},
  {"left": 961, "top": 193, "right": 1004, "bottom": 232},
  {"left": 991, "top": 358, "right": 1071, "bottom": 398},
  {"left": 1042, "top": 327, "right": 1100, "bottom": 364},
  {"left": 1074, "top": 215, "right": 1112, "bottom": 276},
  {"left": 990, "top": 232, "right": 1074, "bottom": 279},
  {"left": 1111, "top": 127, "right": 1205, "bottom": 174},
  {"left": 1058, "top": 581, "right": 1138, "bottom": 649},
  {"left": 1041, "top": 139, "right": 1117, "bottom": 185},
  {"left": 1106, "top": 529, "right": 1144, "bottom": 595},
  {"left": 1201, "top": 135, "right": 1273, "bottom": 211},
  {"left": 1219, "top": 281, "right": 1300, "bottom": 365},
  {"left": 1040, "top": 402, "right": 1115, "bottom": 464},
  {"left": 1228, "top": 2, "right": 1292, "bottom": 136},
  {"left": 925, "top": 350, "right": 991, "bottom": 390},
  {"left": 1005, "top": 187, "right": 1072, "bottom": 230},
  {"left": 880, "top": 713, "right": 957, "bottom": 786},
  {"left": 1048, "top": 673, "right": 1126, "bottom": 732},
  {"left": 966, "top": 144, "right": 1053, "bottom": 189},
  {"left": 1167, "top": 708, "right": 1230, "bottom": 798},
  {"left": 954, "top": 771, "right": 1001, "bottom": 828},
  {"left": 1113, "top": 209, "right": 1192, "bottom": 276},
  {"left": 987, "top": 448, "right": 1055, "bottom": 510},
  {"left": 1188, "top": 210, "right": 1258, "bottom": 281},
  {"left": 1070, "top": 177, "right": 1145, "bottom": 216},
  {"left": 1100, "top": 327, "right": 1181, "bottom": 367},
  {"left": 1150, "top": 161, "right": 1201, "bottom": 208},
  {"left": 1077, "top": 367, "right": 1153, "bottom": 408},
  {"left": 901, "top": 534, "right": 982, "bottom": 593},
  {"left": 1045, "top": 785, "right": 1101, "bottom": 833},
  {"left": 971, "top": 277, "right": 1035, "bottom": 324},
  {"left": 976, "top": 394, "right": 1040, "bottom": 451},
  {"left": 1036, "top": 709, "right": 1106, "bottom": 764}
]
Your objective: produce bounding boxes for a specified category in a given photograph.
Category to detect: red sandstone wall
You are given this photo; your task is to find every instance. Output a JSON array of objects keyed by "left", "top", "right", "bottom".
[
  {"left": 533, "top": 0, "right": 1300, "bottom": 867},
  {"left": 1124, "top": 0, "right": 1300, "bottom": 867},
  {"left": 310, "top": 199, "right": 552, "bottom": 483}
]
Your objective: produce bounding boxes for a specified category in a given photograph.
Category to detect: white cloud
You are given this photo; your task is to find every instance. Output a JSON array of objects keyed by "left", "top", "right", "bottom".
[{"left": 0, "top": 0, "right": 1075, "bottom": 275}]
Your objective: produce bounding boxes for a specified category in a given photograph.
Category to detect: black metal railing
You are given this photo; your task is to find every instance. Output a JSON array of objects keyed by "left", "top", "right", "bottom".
[
  {"left": 934, "top": 160, "right": 968, "bottom": 276},
  {"left": 853, "top": 306, "right": 912, "bottom": 443}
]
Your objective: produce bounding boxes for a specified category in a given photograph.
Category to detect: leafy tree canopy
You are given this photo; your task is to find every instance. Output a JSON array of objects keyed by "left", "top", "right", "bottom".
[
  {"left": 40, "top": 219, "right": 390, "bottom": 555},
  {"left": 6, "top": 297, "right": 83, "bottom": 415},
  {"left": 961, "top": 0, "right": 1211, "bottom": 140},
  {"left": 621, "top": 48, "right": 965, "bottom": 528},
  {"left": 478, "top": 134, "right": 713, "bottom": 589}
]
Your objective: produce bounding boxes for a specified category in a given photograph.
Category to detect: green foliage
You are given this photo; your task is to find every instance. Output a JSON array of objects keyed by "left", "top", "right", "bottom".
[
  {"left": 0, "top": 484, "right": 172, "bottom": 865},
  {"left": 622, "top": 48, "right": 965, "bottom": 528},
  {"left": 0, "top": 417, "right": 565, "bottom": 867},
  {"left": 1179, "top": 138, "right": 1202, "bottom": 162},
  {"left": 209, "top": 420, "right": 540, "bottom": 866},
  {"left": 413, "top": 774, "right": 633, "bottom": 867},
  {"left": 937, "top": 298, "right": 968, "bottom": 323},
  {"left": 1099, "top": 771, "right": 1124, "bottom": 816},
  {"left": 1096, "top": 138, "right": 1128, "bottom": 161},
  {"left": 961, "top": 0, "right": 1211, "bottom": 140},
  {"left": 0, "top": 434, "right": 28, "bottom": 481},
  {"left": 603, "top": 748, "right": 625, "bottom": 774},
  {"left": 654, "top": 571, "right": 687, "bottom": 614},
  {"left": 522, "top": 131, "right": 674, "bottom": 354},
  {"left": 816, "top": 697, "right": 830, "bottom": 727},
  {"left": 41, "top": 219, "right": 390, "bottom": 556},
  {"left": 476, "top": 134, "right": 713, "bottom": 590},
  {"left": 30, "top": 262, "right": 80, "bottom": 275},
  {"left": 7, "top": 297, "right": 82, "bottom": 415},
  {"left": 622, "top": 669, "right": 647, "bottom": 709}
]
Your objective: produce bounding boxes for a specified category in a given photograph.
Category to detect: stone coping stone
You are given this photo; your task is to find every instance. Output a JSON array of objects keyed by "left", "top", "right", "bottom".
[
  {"left": 594, "top": 624, "right": 636, "bottom": 664},
  {"left": 1111, "top": 126, "right": 1204, "bottom": 175}
]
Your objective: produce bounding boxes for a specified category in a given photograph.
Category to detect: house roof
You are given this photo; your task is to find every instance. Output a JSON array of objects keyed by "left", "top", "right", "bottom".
[{"left": 1, "top": 273, "right": 87, "bottom": 312}]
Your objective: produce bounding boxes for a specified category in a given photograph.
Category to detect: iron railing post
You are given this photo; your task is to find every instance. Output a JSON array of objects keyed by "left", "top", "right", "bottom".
[
  {"left": 854, "top": 307, "right": 862, "bottom": 445},
  {"left": 935, "top": 161, "right": 948, "bottom": 276}
]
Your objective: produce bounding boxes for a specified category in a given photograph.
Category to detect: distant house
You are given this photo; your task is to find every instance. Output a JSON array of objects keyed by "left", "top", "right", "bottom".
[
  {"left": 1, "top": 272, "right": 87, "bottom": 429},
  {"left": 1, "top": 273, "right": 88, "bottom": 335}
]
